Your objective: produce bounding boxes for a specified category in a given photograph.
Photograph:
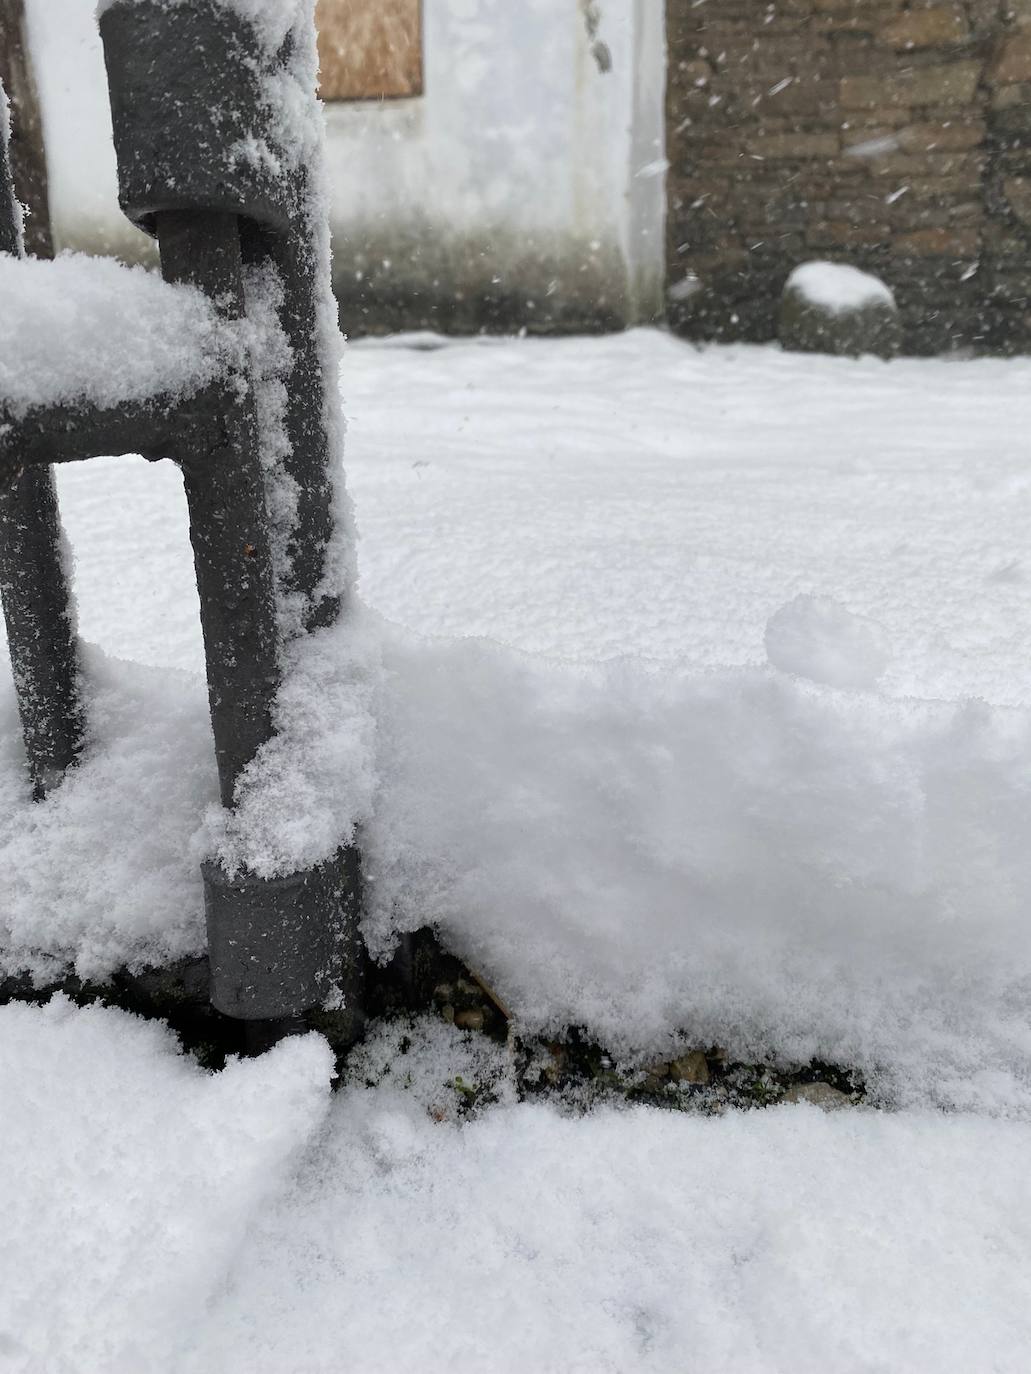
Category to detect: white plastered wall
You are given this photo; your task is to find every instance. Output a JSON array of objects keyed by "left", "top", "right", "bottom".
[{"left": 23, "top": 0, "right": 665, "bottom": 325}]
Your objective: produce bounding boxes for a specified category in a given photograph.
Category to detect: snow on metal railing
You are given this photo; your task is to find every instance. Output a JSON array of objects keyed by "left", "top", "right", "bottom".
[{"left": 0, "top": 0, "right": 362, "bottom": 1043}]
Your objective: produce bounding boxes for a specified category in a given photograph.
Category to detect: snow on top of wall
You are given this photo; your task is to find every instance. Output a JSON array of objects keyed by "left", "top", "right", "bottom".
[
  {"left": 786, "top": 261, "right": 896, "bottom": 314},
  {"left": 0, "top": 253, "right": 239, "bottom": 420}
]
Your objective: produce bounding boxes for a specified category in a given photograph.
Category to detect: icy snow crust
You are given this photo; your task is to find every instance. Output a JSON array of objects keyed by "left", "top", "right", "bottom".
[
  {"left": 3, "top": 1003, "right": 1031, "bottom": 1374},
  {"left": 5, "top": 332, "right": 1031, "bottom": 1117},
  {"left": 0, "top": 253, "right": 239, "bottom": 419},
  {"left": 786, "top": 260, "right": 896, "bottom": 314}
]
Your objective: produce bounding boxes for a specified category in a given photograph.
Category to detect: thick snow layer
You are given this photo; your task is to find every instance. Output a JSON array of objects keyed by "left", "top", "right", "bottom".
[
  {"left": 5, "top": 333, "right": 1031, "bottom": 1114},
  {"left": 3, "top": 1004, "right": 1031, "bottom": 1374},
  {"left": 785, "top": 261, "right": 896, "bottom": 315},
  {"left": 0, "top": 998, "right": 333, "bottom": 1373},
  {"left": 0, "top": 253, "right": 237, "bottom": 420},
  {"left": 364, "top": 626, "right": 1031, "bottom": 1114}
]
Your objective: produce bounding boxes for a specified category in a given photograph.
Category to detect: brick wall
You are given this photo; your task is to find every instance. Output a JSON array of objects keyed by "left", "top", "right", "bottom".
[{"left": 666, "top": 0, "right": 1031, "bottom": 353}]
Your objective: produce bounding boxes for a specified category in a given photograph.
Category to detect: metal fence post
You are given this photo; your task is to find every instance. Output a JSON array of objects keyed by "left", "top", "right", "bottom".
[
  {"left": 0, "top": 80, "right": 83, "bottom": 800},
  {"left": 0, "top": 0, "right": 365, "bottom": 1043}
]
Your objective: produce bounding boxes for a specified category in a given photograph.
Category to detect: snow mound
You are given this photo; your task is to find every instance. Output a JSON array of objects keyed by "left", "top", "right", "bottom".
[
  {"left": 0, "top": 997, "right": 333, "bottom": 1373},
  {"left": 764, "top": 593, "right": 891, "bottom": 688},
  {"left": 0, "top": 253, "right": 240, "bottom": 420},
  {"left": 6, "top": 620, "right": 1031, "bottom": 1115},
  {"left": 365, "top": 626, "right": 1031, "bottom": 1115},
  {"left": 785, "top": 261, "right": 896, "bottom": 315}
]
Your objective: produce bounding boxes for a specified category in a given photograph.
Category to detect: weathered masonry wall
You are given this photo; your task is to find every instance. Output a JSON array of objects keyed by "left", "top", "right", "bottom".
[{"left": 666, "top": 0, "right": 1031, "bottom": 354}]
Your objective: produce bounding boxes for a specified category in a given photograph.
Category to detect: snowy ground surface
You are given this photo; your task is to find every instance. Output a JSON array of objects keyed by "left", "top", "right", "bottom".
[{"left": 5, "top": 331, "right": 1031, "bottom": 1369}]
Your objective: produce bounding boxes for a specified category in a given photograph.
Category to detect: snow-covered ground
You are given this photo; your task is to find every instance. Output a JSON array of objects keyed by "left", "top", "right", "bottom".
[
  {"left": 5, "top": 331, "right": 1031, "bottom": 1370},
  {"left": 54, "top": 329, "right": 1031, "bottom": 703}
]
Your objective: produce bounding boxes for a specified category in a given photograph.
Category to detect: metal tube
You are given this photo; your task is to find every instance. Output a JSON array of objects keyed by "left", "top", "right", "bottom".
[{"left": 156, "top": 208, "right": 282, "bottom": 808}]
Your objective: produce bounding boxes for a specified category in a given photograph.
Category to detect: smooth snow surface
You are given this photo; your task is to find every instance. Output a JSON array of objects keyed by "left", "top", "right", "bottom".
[
  {"left": 785, "top": 261, "right": 896, "bottom": 315},
  {"left": 3, "top": 1004, "right": 1031, "bottom": 1374},
  {"left": 5, "top": 332, "right": 1031, "bottom": 1118},
  {"left": 0, "top": 254, "right": 238, "bottom": 419}
]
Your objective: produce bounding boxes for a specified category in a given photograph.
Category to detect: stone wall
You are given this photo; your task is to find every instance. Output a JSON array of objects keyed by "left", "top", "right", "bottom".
[{"left": 666, "top": 0, "right": 1031, "bottom": 354}]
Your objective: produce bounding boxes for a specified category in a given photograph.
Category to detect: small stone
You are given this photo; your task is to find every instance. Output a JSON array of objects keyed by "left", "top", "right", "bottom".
[
  {"left": 542, "top": 1045, "right": 566, "bottom": 1085},
  {"left": 644, "top": 1061, "right": 671, "bottom": 1079},
  {"left": 779, "top": 262, "right": 901, "bottom": 360},
  {"left": 454, "top": 1008, "right": 485, "bottom": 1032},
  {"left": 669, "top": 1050, "right": 711, "bottom": 1086},
  {"left": 432, "top": 982, "right": 454, "bottom": 1005},
  {"left": 440, "top": 1003, "right": 455, "bottom": 1024},
  {"left": 782, "top": 1082, "right": 853, "bottom": 1111}
]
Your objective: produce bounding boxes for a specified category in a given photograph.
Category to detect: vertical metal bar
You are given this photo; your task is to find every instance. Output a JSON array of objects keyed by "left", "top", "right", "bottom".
[
  {"left": 156, "top": 208, "right": 281, "bottom": 808},
  {"left": 0, "top": 0, "right": 53, "bottom": 257},
  {"left": 0, "top": 471, "right": 84, "bottom": 798},
  {"left": 240, "top": 209, "right": 342, "bottom": 634},
  {"left": 0, "top": 78, "right": 82, "bottom": 799}
]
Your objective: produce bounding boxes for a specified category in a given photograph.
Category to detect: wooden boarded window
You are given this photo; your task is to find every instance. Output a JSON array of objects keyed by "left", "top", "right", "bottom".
[{"left": 315, "top": 0, "right": 423, "bottom": 101}]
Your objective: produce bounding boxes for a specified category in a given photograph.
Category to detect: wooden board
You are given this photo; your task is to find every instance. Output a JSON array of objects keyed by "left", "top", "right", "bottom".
[{"left": 316, "top": 0, "right": 423, "bottom": 102}]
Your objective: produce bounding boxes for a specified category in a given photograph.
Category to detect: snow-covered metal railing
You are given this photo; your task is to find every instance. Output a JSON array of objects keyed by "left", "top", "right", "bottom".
[{"left": 0, "top": 0, "right": 362, "bottom": 1041}]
